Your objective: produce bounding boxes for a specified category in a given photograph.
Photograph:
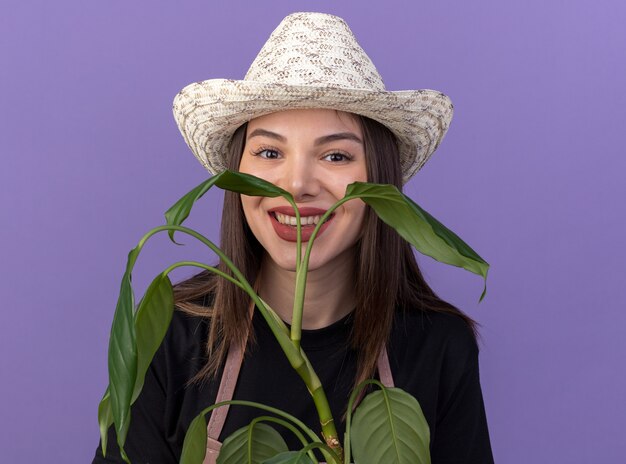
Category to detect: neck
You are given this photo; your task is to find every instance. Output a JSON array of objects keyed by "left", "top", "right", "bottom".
[{"left": 257, "top": 250, "right": 357, "bottom": 329}]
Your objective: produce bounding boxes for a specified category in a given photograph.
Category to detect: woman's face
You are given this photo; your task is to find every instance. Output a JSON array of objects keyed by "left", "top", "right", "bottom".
[{"left": 239, "top": 108, "right": 368, "bottom": 272}]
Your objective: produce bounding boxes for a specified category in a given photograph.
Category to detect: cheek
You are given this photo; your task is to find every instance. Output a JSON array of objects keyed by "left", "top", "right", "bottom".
[
  {"left": 353, "top": 202, "right": 368, "bottom": 229},
  {"left": 240, "top": 196, "right": 259, "bottom": 230},
  {"left": 331, "top": 170, "right": 367, "bottom": 201},
  {"left": 238, "top": 151, "right": 255, "bottom": 177},
  {"left": 342, "top": 200, "right": 367, "bottom": 239},
  {"left": 238, "top": 153, "right": 275, "bottom": 182}
]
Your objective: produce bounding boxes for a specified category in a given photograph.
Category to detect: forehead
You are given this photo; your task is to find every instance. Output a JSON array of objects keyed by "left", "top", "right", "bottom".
[{"left": 246, "top": 109, "right": 361, "bottom": 136}]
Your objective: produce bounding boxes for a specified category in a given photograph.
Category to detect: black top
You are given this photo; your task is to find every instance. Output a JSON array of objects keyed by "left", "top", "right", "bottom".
[{"left": 93, "top": 307, "right": 494, "bottom": 463}]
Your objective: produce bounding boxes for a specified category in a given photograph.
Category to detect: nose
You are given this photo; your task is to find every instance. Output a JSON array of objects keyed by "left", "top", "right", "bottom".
[{"left": 280, "top": 155, "right": 321, "bottom": 202}]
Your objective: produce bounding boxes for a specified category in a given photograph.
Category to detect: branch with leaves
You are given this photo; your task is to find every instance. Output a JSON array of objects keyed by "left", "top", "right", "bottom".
[{"left": 98, "top": 170, "right": 489, "bottom": 464}]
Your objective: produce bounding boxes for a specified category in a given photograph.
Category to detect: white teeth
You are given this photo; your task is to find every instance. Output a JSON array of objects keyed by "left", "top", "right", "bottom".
[{"left": 274, "top": 213, "right": 322, "bottom": 226}]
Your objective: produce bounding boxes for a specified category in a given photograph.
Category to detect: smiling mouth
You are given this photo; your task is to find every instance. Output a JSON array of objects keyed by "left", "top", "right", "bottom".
[
  {"left": 273, "top": 212, "right": 325, "bottom": 226},
  {"left": 268, "top": 210, "right": 334, "bottom": 242}
]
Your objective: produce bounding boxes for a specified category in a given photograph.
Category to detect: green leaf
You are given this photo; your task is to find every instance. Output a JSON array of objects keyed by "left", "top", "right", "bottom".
[
  {"left": 217, "top": 423, "right": 289, "bottom": 464},
  {"left": 100, "top": 253, "right": 171, "bottom": 459},
  {"left": 132, "top": 273, "right": 174, "bottom": 401},
  {"left": 107, "top": 248, "right": 139, "bottom": 453},
  {"left": 345, "top": 182, "right": 489, "bottom": 301},
  {"left": 181, "top": 400, "right": 321, "bottom": 464},
  {"left": 164, "top": 170, "right": 293, "bottom": 244},
  {"left": 164, "top": 173, "right": 225, "bottom": 243},
  {"left": 180, "top": 409, "right": 209, "bottom": 464},
  {"left": 351, "top": 388, "right": 430, "bottom": 464},
  {"left": 97, "top": 388, "right": 113, "bottom": 456},
  {"left": 262, "top": 451, "right": 314, "bottom": 464},
  {"left": 125, "top": 245, "right": 141, "bottom": 274},
  {"left": 214, "top": 170, "right": 292, "bottom": 199}
]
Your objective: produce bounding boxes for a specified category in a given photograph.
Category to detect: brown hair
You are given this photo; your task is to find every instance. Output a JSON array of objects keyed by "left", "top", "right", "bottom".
[{"left": 174, "top": 115, "right": 477, "bottom": 388}]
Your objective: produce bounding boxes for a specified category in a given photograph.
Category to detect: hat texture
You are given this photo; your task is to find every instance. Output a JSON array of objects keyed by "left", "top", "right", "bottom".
[{"left": 173, "top": 12, "right": 453, "bottom": 183}]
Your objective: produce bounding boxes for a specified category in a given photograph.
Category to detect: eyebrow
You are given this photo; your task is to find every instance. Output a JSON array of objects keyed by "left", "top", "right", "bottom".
[
  {"left": 247, "top": 129, "right": 362, "bottom": 146},
  {"left": 248, "top": 128, "right": 287, "bottom": 143},
  {"left": 315, "top": 132, "right": 363, "bottom": 146}
]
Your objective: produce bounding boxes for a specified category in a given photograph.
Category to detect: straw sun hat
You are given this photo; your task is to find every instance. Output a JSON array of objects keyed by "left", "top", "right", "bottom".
[{"left": 173, "top": 12, "right": 453, "bottom": 183}]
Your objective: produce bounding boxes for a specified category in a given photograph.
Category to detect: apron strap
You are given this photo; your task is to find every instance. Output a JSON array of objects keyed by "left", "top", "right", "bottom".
[
  {"left": 204, "top": 339, "right": 246, "bottom": 464},
  {"left": 203, "top": 308, "right": 395, "bottom": 464},
  {"left": 377, "top": 345, "right": 394, "bottom": 388},
  {"left": 204, "top": 300, "right": 254, "bottom": 464}
]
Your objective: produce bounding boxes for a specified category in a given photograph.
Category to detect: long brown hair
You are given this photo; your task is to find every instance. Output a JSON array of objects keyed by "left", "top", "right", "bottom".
[{"left": 174, "top": 114, "right": 477, "bottom": 388}]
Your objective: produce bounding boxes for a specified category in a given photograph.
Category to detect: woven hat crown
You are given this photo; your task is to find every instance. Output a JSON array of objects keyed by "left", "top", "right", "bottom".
[
  {"left": 244, "top": 12, "right": 386, "bottom": 91},
  {"left": 173, "top": 12, "right": 454, "bottom": 183}
]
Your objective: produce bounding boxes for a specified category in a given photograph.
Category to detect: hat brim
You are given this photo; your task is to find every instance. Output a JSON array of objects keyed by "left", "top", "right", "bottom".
[{"left": 173, "top": 79, "right": 453, "bottom": 183}]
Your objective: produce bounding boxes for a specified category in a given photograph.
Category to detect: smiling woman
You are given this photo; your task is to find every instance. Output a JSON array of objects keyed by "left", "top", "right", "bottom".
[
  {"left": 94, "top": 12, "right": 493, "bottom": 464},
  {"left": 240, "top": 109, "right": 368, "bottom": 277}
]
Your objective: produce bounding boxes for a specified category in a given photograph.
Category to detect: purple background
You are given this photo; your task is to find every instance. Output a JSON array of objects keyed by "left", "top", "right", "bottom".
[{"left": 2, "top": 1, "right": 625, "bottom": 462}]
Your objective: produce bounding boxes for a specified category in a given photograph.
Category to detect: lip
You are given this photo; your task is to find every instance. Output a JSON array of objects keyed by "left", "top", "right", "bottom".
[
  {"left": 268, "top": 206, "right": 334, "bottom": 242},
  {"left": 269, "top": 206, "right": 328, "bottom": 216}
]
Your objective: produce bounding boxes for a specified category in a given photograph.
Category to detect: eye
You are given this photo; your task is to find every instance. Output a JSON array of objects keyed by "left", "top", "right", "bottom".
[
  {"left": 323, "top": 152, "right": 352, "bottom": 163},
  {"left": 253, "top": 148, "right": 281, "bottom": 159}
]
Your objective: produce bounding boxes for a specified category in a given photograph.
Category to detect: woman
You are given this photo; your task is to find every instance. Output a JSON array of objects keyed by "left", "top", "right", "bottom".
[{"left": 94, "top": 12, "right": 493, "bottom": 463}]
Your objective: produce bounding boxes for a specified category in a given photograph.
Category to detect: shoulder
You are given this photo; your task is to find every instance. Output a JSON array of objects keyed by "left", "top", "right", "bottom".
[
  {"left": 164, "top": 308, "right": 210, "bottom": 347},
  {"left": 388, "top": 309, "right": 493, "bottom": 462},
  {"left": 389, "top": 308, "right": 479, "bottom": 380},
  {"left": 152, "top": 308, "right": 210, "bottom": 378},
  {"left": 392, "top": 308, "right": 477, "bottom": 352}
]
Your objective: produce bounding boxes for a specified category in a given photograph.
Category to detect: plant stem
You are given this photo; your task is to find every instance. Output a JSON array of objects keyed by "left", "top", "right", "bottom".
[
  {"left": 297, "top": 442, "right": 343, "bottom": 464},
  {"left": 289, "top": 199, "right": 302, "bottom": 350},
  {"left": 135, "top": 225, "right": 303, "bottom": 369},
  {"left": 289, "top": 198, "right": 302, "bottom": 276},
  {"left": 249, "top": 416, "right": 319, "bottom": 463},
  {"left": 285, "top": 198, "right": 356, "bottom": 462},
  {"left": 143, "top": 225, "right": 344, "bottom": 460},
  {"left": 294, "top": 349, "right": 343, "bottom": 461},
  {"left": 161, "top": 261, "right": 245, "bottom": 291},
  {"left": 198, "top": 400, "right": 323, "bottom": 445},
  {"left": 290, "top": 197, "right": 353, "bottom": 349}
]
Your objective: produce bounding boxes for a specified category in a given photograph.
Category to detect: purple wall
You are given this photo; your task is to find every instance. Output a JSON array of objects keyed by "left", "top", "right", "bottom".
[{"left": 2, "top": 1, "right": 625, "bottom": 462}]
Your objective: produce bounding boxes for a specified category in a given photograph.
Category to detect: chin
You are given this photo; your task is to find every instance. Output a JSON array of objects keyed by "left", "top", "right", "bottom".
[
  {"left": 270, "top": 245, "right": 357, "bottom": 275},
  {"left": 265, "top": 247, "right": 304, "bottom": 273},
  {"left": 272, "top": 258, "right": 299, "bottom": 273}
]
